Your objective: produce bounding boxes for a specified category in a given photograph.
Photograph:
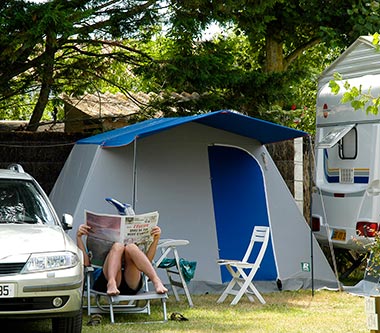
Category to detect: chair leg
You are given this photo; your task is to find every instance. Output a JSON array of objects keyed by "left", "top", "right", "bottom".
[
  {"left": 166, "top": 268, "right": 181, "bottom": 301},
  {"left": 173, "top": 248, "right": 194, "bottom": 307},
  {"left": 240, "top": 267, "right": 266, "bottom": 304},
  {"left": 233, "top": 280, "right": 255, "bottom": 303},
  {"left": 218, "top": 265, "right": 266, "bottom": 305},
  {"left": 232, "top": 268, "right": 255, "bottom": 303},
  {"left": 86, "top": 272, "right": 92, "bottom": 317},
  {"left": 217, "top": 279, "right": 236, "bottom": 303},
  {"left": 217, "top": 265, "right": 239, "bottom": 303},
  {"left": 231, "top": 278, "right": 250, "bottom": 305},
  {"left": 231, "top": 268, "right": 265, "bottom": 305},
  {"left": 245, "top": 282, "right": 266, "bottom": 304},
  {"left": 162, "top": 297, "right": 168, "bottom": 321},
  {"left": 108, "top": 296, "right": 115, "bottom": 324},
  {"left": 158, "top": 244, "right": 194, "bottom": 307}
]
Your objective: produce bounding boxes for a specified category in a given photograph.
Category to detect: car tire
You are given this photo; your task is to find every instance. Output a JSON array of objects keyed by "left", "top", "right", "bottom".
[{"left": 52, "top": 308, "right": 83, "bottom": 333}]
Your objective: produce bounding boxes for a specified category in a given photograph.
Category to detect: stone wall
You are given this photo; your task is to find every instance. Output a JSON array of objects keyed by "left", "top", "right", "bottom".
[
  {"left": 266, "top": 140, "right": 295, "bottom": 194},
  {"left": 266, "top": 138, "right": 312, "bottom": 225}
]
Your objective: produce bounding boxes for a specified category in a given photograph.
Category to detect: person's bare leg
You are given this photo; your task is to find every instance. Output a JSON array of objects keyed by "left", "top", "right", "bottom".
[
  {"left": 102, "top": 242, "right": 124, "bottom": 295},
  {"left": 123, "top": 244, "right": 168, "bottom": 294}
]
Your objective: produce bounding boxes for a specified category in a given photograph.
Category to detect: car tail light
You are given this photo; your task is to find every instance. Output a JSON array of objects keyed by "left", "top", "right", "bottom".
[
  {"left": 356, "top": 222, "right": 379, "bottom": 237},
  {"left": 312, "top": 216, "right": 320, "bottom": 232}
]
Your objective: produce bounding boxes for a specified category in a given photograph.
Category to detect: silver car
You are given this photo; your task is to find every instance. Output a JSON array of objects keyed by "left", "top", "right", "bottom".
[{"left": 0, "top": 164, "right": 83, "bottom": 333}]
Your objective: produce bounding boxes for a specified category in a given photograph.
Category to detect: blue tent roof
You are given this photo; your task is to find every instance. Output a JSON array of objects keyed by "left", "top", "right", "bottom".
[{"left": 77, "top": 110, "right": 308, "bottom": 147}]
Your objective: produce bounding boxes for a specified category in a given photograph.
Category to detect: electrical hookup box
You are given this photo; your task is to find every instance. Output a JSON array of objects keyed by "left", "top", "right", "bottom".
[{"left": 365, "top": 296, "right": 380, "bottom": 332}]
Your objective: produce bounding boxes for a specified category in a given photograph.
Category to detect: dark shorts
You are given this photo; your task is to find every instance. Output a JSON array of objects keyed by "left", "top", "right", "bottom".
[{"left": 92, "top": 269, "right": 143, "bottom": 295}]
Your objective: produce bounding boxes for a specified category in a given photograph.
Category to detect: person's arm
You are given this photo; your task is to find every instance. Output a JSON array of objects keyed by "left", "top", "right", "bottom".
[
  {"left": 76, "top": 224, "right": 91, "bottom": 267},
  {"left": 145, "top": 226, "right": 161, "bottom": 262}
]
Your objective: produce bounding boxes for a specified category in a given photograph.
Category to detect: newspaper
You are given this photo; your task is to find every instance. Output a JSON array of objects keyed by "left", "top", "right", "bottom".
[{"left": 84, "top": 210, "right": 159, "bottom": 266}]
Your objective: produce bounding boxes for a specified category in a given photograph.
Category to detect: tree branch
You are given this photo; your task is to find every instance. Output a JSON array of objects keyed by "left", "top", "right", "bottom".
[
  {"left": 74, "top": 0, "right": 158, "bottom": 37},
  {"left": 63, "top": 39, "right": 153, "bottom": 61},
  {"left": 284, "top": 37, "right": 321, "bottom": 70}
]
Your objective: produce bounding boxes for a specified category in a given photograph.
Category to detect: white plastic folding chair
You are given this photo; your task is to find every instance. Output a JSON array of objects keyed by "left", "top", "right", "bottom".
[
  {"left": 155, "top": 239, "right": 194, "bottom": 307},
  {"left": 217, "top": 226, "right": 270, "bottom": 305}
]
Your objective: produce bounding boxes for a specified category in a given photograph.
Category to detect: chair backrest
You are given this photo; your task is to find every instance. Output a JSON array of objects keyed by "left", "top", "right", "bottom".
[{"left": 241, "top": 226, "right": 270, "bottom": 263}]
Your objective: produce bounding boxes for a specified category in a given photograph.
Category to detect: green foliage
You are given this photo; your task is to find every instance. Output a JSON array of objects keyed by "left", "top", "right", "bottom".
[
  {"left": 2, "top": 0, "right": 380, "bottom": 133},
  {"left": 327, "top": 32, "right": 380, "bottom": 117},
  {"left": 329, "top": 42, "right": 380, "bottom": 117},
  {"left": 353, "top": 232, "right": 380, "bottom": 278},
  {"left": 329, "top": 80, "right": 341, "bottom": 95},
  {"left": 0, "top": 0, "right": 160, "bottom": 128},
  {"left": 135, "top": 32, "right": 342, "bottom": 134},
  {"left": 133, "top": 0, "right": 380, "bottom": 133}
]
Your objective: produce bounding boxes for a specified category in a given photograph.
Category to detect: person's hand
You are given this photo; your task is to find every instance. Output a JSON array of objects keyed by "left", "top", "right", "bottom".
[
  {"left": 77, "top": 224, "right": 91, "bottom": 238},
  {"left": 151, "top": 226, "right": 161, "bottom": 241}
]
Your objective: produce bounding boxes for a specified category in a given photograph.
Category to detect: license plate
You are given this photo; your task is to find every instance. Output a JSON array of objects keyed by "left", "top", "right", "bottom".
[
  {"left": 0, "top": 284, "right": 15, "bottom": 298},
  {"left": 331, "top": 229, "right": 346, "bottom": 241}
]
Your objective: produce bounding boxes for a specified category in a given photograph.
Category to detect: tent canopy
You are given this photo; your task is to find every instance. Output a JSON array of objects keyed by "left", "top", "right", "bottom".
[
  {"left": 50, "top": 110, "right": 338, "bottom": 293},
  {"left": 77, "top": 110, "right": 308, "bottom": 147}
]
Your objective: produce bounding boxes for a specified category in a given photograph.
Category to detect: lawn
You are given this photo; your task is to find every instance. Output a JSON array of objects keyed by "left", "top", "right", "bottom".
[
  {"left": 81, "top": 290, "right": 368, "bottom": 333},
  {"left": 0, "top": 290, "right": 370, "bottom": 332}
]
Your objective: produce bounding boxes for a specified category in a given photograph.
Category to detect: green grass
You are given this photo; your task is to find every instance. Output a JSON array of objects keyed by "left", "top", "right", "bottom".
[
  {"left": 0, "top": 290, "right": 370, "bottom": 332},
  {"left": 81, "top": 290, "right": 369, "bottom": 333}
]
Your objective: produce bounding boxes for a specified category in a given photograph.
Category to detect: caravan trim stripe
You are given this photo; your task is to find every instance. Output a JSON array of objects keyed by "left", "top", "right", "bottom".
[{"left": 323, "top": 150, "right": 369, "bottom": 183}]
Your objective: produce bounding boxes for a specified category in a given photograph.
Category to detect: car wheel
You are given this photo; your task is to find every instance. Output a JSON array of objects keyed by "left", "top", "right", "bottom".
[{"left": 52, "top": 308, "right": 82, "bottom": 333}]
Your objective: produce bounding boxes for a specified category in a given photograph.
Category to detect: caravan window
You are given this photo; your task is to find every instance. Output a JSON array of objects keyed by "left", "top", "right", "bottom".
[
  {"left": 317, "top": 124, "right": 355, "bottom": 149},
  {"left": 339, "top": 127, "right": 357, "bottom": 159}
]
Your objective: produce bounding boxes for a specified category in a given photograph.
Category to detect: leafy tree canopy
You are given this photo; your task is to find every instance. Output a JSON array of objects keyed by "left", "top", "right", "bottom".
[
  {"left": 2, "top": 1, "right": 380, "bottom": 133},
  {"left": 0, "top": 0, "right": 162, "bottom": 130},
  {"left": 135, "top": 0, "right": 380, "bottom": 133}
]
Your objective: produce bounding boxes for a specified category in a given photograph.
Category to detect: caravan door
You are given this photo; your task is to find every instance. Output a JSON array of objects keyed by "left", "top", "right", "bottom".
[{"left": 208, "top": 145, "right": 276, "bottom": 282}]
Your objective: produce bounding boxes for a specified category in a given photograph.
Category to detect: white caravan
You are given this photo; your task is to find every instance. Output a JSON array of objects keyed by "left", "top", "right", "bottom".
[{"left": 312, "top": 36, "right": 380, "bottom": 251}]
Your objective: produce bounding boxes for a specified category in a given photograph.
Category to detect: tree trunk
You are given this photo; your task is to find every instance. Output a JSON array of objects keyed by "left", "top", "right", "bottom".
[
  {"left": 27, "top": 30, "right": 56, "bottom": 131},
  {"left": 264, "top": 36, "right": 284, "bottom": 73}
]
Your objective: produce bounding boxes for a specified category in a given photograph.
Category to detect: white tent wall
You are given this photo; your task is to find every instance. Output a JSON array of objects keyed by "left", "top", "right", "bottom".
[
  {"left": 71, "top": 145, "right": 136, "bottom": 220},
  {"left": 131, "top": 126, "right": 221, "bottom": 283},
  {"left": 50, "top": 121, "right": 338, "bottom": 292},
  {"left": 50, "top": 144, "right": 99, "bottom": 220}
]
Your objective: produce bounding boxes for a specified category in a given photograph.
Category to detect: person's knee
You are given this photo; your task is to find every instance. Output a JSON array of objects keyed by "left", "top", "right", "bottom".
[
  {"left": 110, "top": 242, "right": 125, "bottom": 254},
  {"left": 124, "top": 243, "right": 140, "bottom": 256}
]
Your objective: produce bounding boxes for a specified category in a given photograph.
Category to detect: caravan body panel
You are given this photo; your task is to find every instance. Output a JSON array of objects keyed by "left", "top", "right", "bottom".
[{"left": 313, "top": 42, "right": 380, "bottom": 250}]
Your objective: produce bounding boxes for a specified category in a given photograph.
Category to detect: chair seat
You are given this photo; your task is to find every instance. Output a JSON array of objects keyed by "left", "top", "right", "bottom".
[
  {"left": 217, "top": 260, "right": 257, "bottom": 269},
  {"left": 93, "top": 290, "right": 168, "bottom": 303},
  {"left": 158, "top": 239, "right": 190, "bottom": 247}
]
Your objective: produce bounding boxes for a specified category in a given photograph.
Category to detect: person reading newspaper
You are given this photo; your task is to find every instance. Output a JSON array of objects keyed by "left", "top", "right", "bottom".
[{"left": 77, "top": 223, "right": 168, "bottom": 296}]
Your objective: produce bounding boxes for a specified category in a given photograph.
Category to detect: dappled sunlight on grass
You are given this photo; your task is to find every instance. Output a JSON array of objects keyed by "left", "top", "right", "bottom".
[{"left": 81, "top": 291, "right": 368, "bottom": 333}]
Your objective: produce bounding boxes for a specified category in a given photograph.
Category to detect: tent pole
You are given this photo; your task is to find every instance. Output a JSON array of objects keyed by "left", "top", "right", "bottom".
[
  {"left": 132, "top": 137, "right": 138, "bottom": 210},
  {"left": 308, "top": 135, "right": 315, "bottom": 297}
]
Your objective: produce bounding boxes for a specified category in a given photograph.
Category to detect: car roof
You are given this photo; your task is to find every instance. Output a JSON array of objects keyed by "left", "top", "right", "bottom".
[{"left": 0, "top": 168, "right": 34, "bottom": 181}]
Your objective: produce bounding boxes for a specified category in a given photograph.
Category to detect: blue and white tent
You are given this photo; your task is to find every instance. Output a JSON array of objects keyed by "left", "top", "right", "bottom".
[{"left": 50, "top": 110, "right": 338, "bottom": 292}]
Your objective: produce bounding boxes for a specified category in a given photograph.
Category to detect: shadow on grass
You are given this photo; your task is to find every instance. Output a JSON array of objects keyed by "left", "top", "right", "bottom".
[
  {"left": 0, "top": 319, "right": 51, "bottom": 333},
  {"left": 81, "top": 292, "right": 320, "bottom": 332}
]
